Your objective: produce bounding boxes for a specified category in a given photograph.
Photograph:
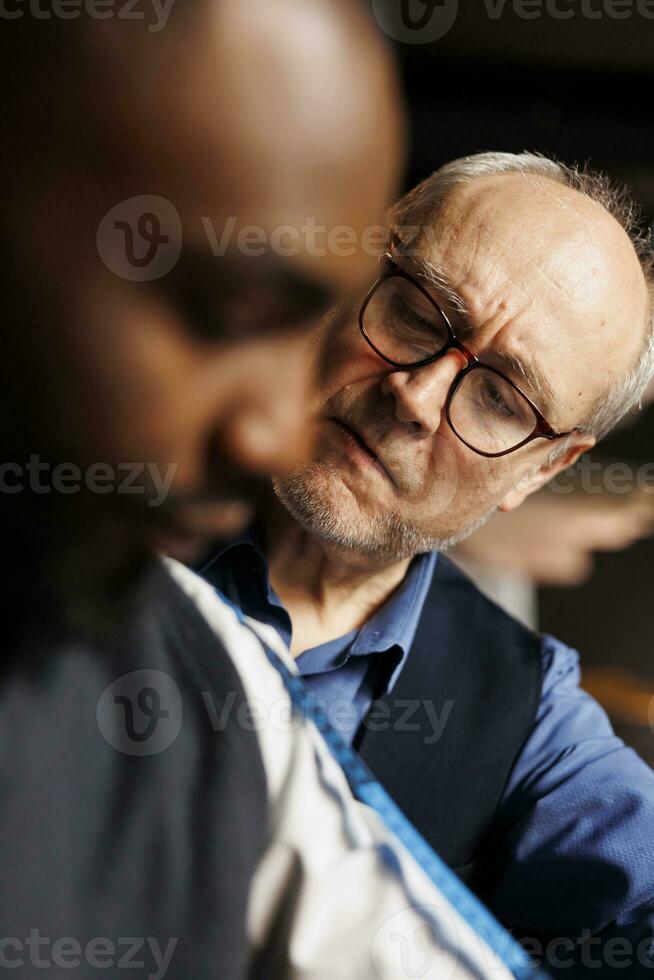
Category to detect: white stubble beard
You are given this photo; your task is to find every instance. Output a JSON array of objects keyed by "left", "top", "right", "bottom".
[{"left": 273, "top": 462, "right": 499, "bottom": 564}]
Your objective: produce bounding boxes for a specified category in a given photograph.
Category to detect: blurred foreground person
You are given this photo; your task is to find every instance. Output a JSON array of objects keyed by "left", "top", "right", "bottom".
[
  {"left": 206, "top": 152, "right": 654, "bottom": 976},
  {"left": 2, "top": 0, "right": 400, "bottom": 636},
  {"left": 0, "top": 5, "right": 533, "bottom": 980}
]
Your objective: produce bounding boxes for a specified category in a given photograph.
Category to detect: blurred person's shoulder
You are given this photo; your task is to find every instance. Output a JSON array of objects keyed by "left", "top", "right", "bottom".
[{"left": 0, "top": 557, "right": 268, "bottom": 979}]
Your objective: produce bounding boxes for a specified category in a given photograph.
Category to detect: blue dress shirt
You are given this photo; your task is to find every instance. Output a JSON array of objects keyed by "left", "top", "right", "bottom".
[
  {"left": 208, "top": 529, "right": 436, "bottom": 743},
  {"left": 202, "top": 532, "right": 654, "bottom": 974}
]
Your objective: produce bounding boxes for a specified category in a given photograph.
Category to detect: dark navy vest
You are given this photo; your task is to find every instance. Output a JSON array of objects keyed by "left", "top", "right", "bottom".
[{"left": 355, "top": 554, "right": 543, "bottom": 883}]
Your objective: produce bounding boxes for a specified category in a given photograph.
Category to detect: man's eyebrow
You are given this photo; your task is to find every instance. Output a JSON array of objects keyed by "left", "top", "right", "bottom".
[
  {"left": 494, "top": 349, "right": 557, "bottom": 418},
  {"left": 395, "top": 247, "right": 471, "bottom": 318},
  {"left": 420, "top": 260, "right": 471, "bottom": 318}
]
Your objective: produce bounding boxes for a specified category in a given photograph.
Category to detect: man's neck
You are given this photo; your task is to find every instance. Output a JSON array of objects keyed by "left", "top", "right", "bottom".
[{"left": 257, "top": 495, "right": 411, "bottom": 657}]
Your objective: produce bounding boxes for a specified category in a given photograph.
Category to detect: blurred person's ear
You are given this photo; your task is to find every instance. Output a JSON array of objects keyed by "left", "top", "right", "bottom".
[{"left": 498, "top": 435, "right": 596, "bottom": 512}]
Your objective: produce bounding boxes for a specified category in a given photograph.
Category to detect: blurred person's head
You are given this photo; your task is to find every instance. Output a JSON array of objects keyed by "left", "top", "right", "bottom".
[
  {"left": 1, "top": 0, "right": 403, "bottom": 637},
  {"left": 275, "top": 152, "right": 654, "bottom": 565}
]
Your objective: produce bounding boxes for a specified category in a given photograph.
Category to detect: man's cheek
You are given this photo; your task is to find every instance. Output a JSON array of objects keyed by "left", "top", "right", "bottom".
[
  {"left": 421, "top": 437, "right": 514, "bottom": 519},
  {"left": 477, "top": 458, "right": 519, "bottom": 500},
  {"left": 453, "top": 457, "right": 516, "bottom": 514},
  {"left": 420, "top": 432, "right": 461, "bottom": 517}
]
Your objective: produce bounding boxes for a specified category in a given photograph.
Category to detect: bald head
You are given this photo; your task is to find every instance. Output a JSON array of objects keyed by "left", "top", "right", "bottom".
[
  {"left": 390, "top": 152, "right": 654, "bottom": 441},
  {"left": 425, "top": 171, "right": 649, "bottom": 428}
]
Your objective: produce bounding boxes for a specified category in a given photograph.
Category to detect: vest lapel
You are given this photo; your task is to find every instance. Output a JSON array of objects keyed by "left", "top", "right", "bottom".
[{"left": 356, "top": 555, "right": 543, "bottom": 873}]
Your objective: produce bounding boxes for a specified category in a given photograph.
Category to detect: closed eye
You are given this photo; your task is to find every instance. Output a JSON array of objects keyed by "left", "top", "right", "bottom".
[
  {"left": 481, "top": 377, "right": 518, "bottom": 419},
  {"left": 390, "top": 292, "right": 444, "bottom": 339}
]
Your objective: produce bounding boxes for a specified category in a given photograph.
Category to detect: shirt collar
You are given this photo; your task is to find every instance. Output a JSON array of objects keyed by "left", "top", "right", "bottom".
[
  {"left": 349, "top": 551, "right": 436, "bottom": 655},
  {"left": 351, "top": 550, "right": 437, "bottom": 691},
  {"left": 202, "top": 525, "right": 257, "bottom": 569},
  {"left": 202, "top": 525, "right": 277, "bottom": 601},
  {"left": 202, "top": 527, "right": 437, "bottom": 678}
]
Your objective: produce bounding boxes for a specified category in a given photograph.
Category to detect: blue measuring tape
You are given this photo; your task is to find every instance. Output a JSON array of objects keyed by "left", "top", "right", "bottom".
[{"left": 238, "top": 616, "right": 550, "bottom": 980}]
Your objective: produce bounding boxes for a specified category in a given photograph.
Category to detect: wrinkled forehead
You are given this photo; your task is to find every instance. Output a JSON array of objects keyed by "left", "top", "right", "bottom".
[{"left": 403, "top": 174, "right": 648, "bottom": 422}]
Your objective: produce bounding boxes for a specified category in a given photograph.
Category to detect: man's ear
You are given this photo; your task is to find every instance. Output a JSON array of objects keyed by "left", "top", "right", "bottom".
[{"left": 498, "top": 435, "right": 596, "bottom": 513}]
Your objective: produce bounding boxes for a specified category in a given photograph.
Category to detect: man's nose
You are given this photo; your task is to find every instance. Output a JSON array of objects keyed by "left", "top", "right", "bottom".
[{"left": 380, "top": 350, "right": 467, "bottom": 434}]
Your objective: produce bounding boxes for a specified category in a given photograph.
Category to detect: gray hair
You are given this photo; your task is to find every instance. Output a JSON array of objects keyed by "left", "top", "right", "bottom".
[{"left": 388, "top": 151, "right": 654, "bottom": 446}]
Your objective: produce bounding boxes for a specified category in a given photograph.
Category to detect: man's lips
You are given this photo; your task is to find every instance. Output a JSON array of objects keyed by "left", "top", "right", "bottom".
[{"left": 327, "top": 417, "right": 396, "bottom": 486}]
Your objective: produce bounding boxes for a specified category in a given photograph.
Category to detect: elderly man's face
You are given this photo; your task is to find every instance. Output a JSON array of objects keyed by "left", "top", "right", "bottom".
[{"left": 275, "top": 173, "right": 648, "bottom": 561}]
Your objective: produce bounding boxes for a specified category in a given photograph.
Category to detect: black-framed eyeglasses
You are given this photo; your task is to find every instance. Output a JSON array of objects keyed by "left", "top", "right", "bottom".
[{"left": 359, "top": 251, "right": 580, "bottom": 458}]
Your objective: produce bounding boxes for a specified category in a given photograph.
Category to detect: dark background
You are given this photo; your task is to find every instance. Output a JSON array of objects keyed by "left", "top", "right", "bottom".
[{"left": 389, "top": 3, "right": 654, "bottom": 762}]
